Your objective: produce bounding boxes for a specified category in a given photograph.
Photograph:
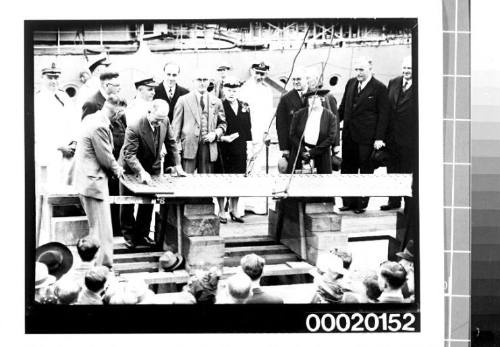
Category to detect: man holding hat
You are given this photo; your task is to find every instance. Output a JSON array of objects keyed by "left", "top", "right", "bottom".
[
  {"left": 74, "top": 94, "right": 126, "bottom": 269},
  {"left": 126, "top": 76, "right": 157, "bottom": 125},
  {"left": 338, "top": 56, "right": 390, "bottom": 214},
  {"left": 239, "top": 61, "right": 274, "bottom": 215},
  {"left": 154, "top": 62, "right": 189, "bottom": 123},
  {"left": 119, "top": 99, "right": 186, "bottom": 249},
  {"left": 172, "top": 68, "right": 226, "bottom": 174}
]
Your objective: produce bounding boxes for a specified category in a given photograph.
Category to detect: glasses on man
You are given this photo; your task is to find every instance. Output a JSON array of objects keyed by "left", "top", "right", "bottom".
[
  {"left": 254, "top": 71, "right": 266, "bottom": 76},
  {"left": 196, "top": 78, "right": 209, "bottom": 82},
  {"left": 166, "top": 73, "right": 178, "bottom": 77},
  {"left": 107, "top": 82, "right": 120, "bottom": 88}
]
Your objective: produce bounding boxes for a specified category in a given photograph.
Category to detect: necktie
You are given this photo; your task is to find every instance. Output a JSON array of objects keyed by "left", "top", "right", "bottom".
[
  {"left": 357, "top": 82, "right": 362, "bottom": 95},
  {"left": 403, "top": 80, "right": 409, "bottom": 92},
  {"left": 54, "top": 93, "right": 64, "bottom": 107},
  {"left": 168, "top": 87, "right": 173, "bottom": 100},
  {"left": 200, "top": 95, "right": 205, "bottom": 111}
]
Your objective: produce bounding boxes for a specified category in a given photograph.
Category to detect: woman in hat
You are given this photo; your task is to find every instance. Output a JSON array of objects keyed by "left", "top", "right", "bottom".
[
  {"left": 215, "top": 77, "right": 252, "bottom": 223},
  {"left": 287, "top": 89, "right": 338, "bottom": 174}
]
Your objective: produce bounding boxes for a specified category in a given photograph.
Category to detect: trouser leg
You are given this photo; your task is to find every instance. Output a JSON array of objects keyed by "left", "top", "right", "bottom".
[
  {"left": 341, "top": 135, "right": 359, "bottom": 208},
  {"left": 119, "top": 182, "right": 137, "bottom": 242}
]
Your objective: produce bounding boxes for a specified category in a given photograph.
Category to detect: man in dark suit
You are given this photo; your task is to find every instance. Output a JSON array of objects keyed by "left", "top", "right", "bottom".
[
  {"left": 380, "top": 56, "right": 416, "bottom": 211},
  {"left": 119, "top": 99, "right": 186, "bottom": 249},
  {"left": 73, "top": 94, "right": 126, "bottom": 268},
  {"left": 275, "top": 69, "right": 308, "bottom": 159},
  {"left": 81, "top": 70, "right": 127, "bottom": 236},
  {"left": 154, "top": 62, "right": 189, "bottom": 123},
  {"left": 241, "top": 253, "right": 284, "bottom": 304},
  {"left": 338, "top": 57, "right": 390, "bottom": 213}
]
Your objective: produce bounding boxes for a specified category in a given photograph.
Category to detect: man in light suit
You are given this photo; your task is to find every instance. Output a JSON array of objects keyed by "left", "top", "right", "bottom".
[
  {"left": 172, "top": 69, "right": 227, "bottom": 173},
  {"left": 119, "top": 99, "right": 186, "bottom": 249},
  {"left": 81, "top": 70, "right": 127, "bottom": 236},
  {"left": 338, "top": 56, "right": 390, "bottom": 214},
  {"left": 74, "top": 94, "right": 126, "bottom": 269},
  {"left": 154, "top": 62, "right": 189, "bottom": 123}
]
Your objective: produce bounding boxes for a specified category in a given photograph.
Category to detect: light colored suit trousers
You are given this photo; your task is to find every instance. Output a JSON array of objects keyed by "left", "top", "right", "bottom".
[{"left": 79, "top": 195, "right": 113, "bottom": 268}]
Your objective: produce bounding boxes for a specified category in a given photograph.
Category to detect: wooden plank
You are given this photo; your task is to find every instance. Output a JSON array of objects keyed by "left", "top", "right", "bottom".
[
  {"left": 223, "top": 236, "right": 276, "bottom": 246},
  {"left": 114, "top": 261, "right": 159, "bottom": 274},
  {"left": 120, "top": 173, "right": 413, "bottom": 197},
  {"left": 114, "top": 251, "right": 165, "bottom": 263},
  {"left": 118, "top": 262, "right": 313, "bottom": 285},
  {"left": 224, "top": 253, "right": 298, "bottom": 267},
  {"left": 225, "top": 244, "right": 289, "bottom": 256}
]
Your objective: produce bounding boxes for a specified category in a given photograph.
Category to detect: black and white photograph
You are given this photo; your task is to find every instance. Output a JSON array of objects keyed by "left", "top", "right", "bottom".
[{"left": 25, "top": 15, "right": 426, "bottom": 335}]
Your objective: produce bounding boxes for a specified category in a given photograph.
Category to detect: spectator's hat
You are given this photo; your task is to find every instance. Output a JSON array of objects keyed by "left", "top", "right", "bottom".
[
  {"left": 278, "top": 156, "right": 288, "bottom": 174},
  {"left": 222, "top": 76, "right": 242, "bottom": 89},
  {"left": 396, "top": 240, "right": 415, "bottom": 262},
  {"left": 134, "top": 77, "right": 157, "bottom": 89},
  {"left": 36, "top": 242, "right": 74, "bottom": 280},
  {"left": 303, "top": 88, "right": 330, "bottom": 99},
  {"left": 88, "top": 54, "right": 112, "bottom": 73},
  {"left": 369, "top": 148, "right": 391, "bottom": 169},
  {"left": 217, "top": 62, "right": 232, "bottom": 71},
  {"left": 159, "top": 251, "right": 184, "bottom": 272},
  {"left": 41, "top": 62, "right": 61, "bottom": 76},
  {"left": 251, "top": 61, "right": 270, "bottom": 72},
  {"left": 35, "top": 262, "right": 56, "bottom": 289}
]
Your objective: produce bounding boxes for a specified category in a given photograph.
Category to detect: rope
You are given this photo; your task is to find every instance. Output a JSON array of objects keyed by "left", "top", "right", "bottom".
[
  {"left": 246, "top": 26, "right": 310, "bottom": 175},
  {"left": 278, "top": 32, "right": 337, "bottom": 197}
]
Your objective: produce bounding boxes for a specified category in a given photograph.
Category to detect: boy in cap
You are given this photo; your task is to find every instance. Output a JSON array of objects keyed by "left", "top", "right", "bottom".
[
  {"left": 224, "top": 273, "right": 252, "bottom": 304},
  {"left": 76, "top": 266, "right": 110, "bottom": 305},
  {"left": 172, "top": 68, "right": 226, "bottom": 174}
]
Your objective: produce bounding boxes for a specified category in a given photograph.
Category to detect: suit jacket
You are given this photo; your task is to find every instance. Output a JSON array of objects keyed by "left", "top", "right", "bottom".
[
  {"left": 387, "top": 76, "right": 416, "bottom": 148},
  {"left": 275, "top": 89, "right": 303, "bottom": 151},
  {"left": 338, "top": 77, "right": 390, "bottom": 145},
  {"left": 288, "top": 107, "right": 337, "bottom": 174},
  {"left": 172, "top": 91, "right": 227, "bottom": 162},
  {"left": 74, "top": 111, "right": 122, "bottom": 200},
  {"left": 81, "top": 90, "right": 127, "bottom": 159},
  {"left": 154, "top": 83, "right": 189, "bottom": 122},
  {"left": 119, "top": 116, "right": 180, "bottom": 175},
  {"left": 245, "top": 287, "right": 284, "bottom": 304}
]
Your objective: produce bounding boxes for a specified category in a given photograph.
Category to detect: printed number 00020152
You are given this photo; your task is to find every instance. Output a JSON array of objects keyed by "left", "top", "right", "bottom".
[{"left": 305, "top": 312, "right": 417, "bottom": 333}]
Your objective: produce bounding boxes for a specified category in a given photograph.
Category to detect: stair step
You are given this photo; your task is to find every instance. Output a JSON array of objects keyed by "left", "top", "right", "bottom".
[
  {"left": 225, "top": 244, "right": 290, "bottom": 256},
  {"left": 119, "top": 261, "right": 313, "bottom": 285},
  {"left": 114, "top": 251, "right": 165, "bottom": 263},
  {"left": 113, "top": 243, "right": 156, "bottom": 254},
  {"left": 114, "top": 261, "right": 159, "bottom": 274},
  {"left": 224, "top": 252, "right": 299, "bottom": 267},
  {"left": 224, "top": 236, "right": 277, "bottom": 247}
]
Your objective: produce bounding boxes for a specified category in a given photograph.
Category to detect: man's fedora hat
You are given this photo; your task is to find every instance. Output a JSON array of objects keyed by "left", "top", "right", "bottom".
[
  {"left": 41, "top": 62, "right": 62, "bottom": 76},
  {"left": 88, "top": 54, "right": 112, "bottom": 73},
  {"left": 370, "top": 148, "right": 391, "bottom": 169},
  {"left": 251, "top": 61, "right": 270, "bottom": 72},
  {"left": 36, "top": 242, "right": 74, "bottom": 280},
  {"left": 332, "top": 155, "right": 342, "bottom": 172},
  {"left": 277, "top": 156, "right": 288, "bottom": 174},
  {"left": 159, "top": 251, "right": 184, "bottom": 272},
  {"left": 303, "top": 88, "right": 330, "bottom": 99}
]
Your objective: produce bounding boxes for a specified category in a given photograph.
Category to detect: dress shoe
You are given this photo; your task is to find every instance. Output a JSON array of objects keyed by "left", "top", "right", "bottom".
[
  {"left": 123, "top": 239, "right": 137, "bottom": 250},
  {"left": 339, "top": 206, "right": 353, "bottom": 212},
  {"left": 219, "top": 216, "right": 228, "bottom": 224},
  {"left": 230, "top": 212, "right": 244, "bottom": 223},
  {"left": 354, "top": 208, "right": 365, "bottom": 214},
  {"left": 380, "top": 204, "right": 401, "bottom": 211},
  {"left": 140, "top": 236, "right": 156, "bottom": 247}
]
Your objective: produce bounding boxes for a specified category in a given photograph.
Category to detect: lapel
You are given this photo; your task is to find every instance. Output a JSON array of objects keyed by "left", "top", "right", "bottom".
[
  {"left": 291, "top": 89, "right": 303, "bottom": 109},
  {"left": 223, "top": 99, "right": 236, "bottom": 119},
  {"left": 186, "top": 92, "right": 201, "bottom": 125},
  {"left": 140, "top": 117, "right": 156, "bottom": 155},
  {"left": 354, "top": 78, "right": 374, "bottom": 110}
]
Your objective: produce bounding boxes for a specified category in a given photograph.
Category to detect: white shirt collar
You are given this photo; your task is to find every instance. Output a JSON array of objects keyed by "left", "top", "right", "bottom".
[
  {"left": 99, "top": 86, "right": 108, "bottom": 99},
  {"left": 163, "top": 81, "right": 176, "bottom": 94},
  {"left": 359, "top": 75, "right": 372, "bottom": 90},
  {"left": 403, "top": 78, "right": 412, "bottom": 88}
]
